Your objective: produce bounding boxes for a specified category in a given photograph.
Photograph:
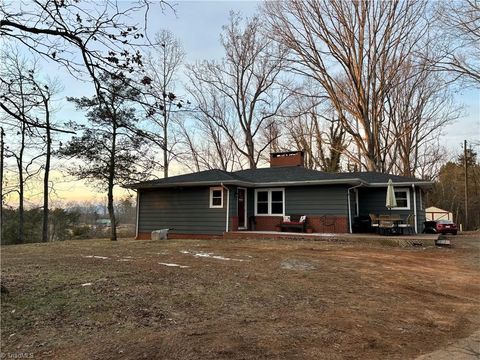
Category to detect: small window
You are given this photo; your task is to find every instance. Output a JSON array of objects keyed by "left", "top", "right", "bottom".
[
  {"left": 255, "top": 188, "right": 285, "bottom": 216},
  {"left": 393, "top": 188, "right": 410, "bottom": 210},
  {"left": 210, "top": 187, "right": 223, "bottom": 208}
]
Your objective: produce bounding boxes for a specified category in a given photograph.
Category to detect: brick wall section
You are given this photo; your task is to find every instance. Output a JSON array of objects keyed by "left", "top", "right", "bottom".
[
  {"left": 254, "top": 216, "right": 283, "bottom": 231},
  {"left": 270, "top": 151, "right": 304, "bottom": 167},
  {"left": 254, "top": 215, "right": 348, "bottom": 233},
  {"left": 231, "top": 216, "right": 239, "bottom": 231},
  {"left": 307, "top": 216, "right": 348, "bottom": 233}
]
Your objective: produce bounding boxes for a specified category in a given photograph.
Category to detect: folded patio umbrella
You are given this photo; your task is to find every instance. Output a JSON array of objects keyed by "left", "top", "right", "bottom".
[{"left": 386, "top": 179, "right": 397, "bottom": 209}]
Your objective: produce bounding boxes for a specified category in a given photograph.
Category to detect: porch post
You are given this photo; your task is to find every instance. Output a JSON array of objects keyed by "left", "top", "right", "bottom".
[
  {"left": 135, "top": 190, "right": 140, "bottom": 239},
  {"left": 347, "top": 188, "right": 352, "bottom": 233},
  {"left": 226, "top": 187, "right": 230, "bottom": 232},
  {"left": 413, "top": 184, "right": 418, "bottom": 234}
]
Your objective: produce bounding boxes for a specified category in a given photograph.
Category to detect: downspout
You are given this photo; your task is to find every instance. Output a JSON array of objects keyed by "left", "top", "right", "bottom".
[
  {"left": 412, "top": 184, "right": 418, "bottom": 234},
  {"left": 135, "top": 190, "right": 140, "bottom": 239},
  {"left": 221, "top": 183, "right": 230, "bottom": 233},
  {"left": 347, "top": 183, "right": 363, "bottom": 234}
]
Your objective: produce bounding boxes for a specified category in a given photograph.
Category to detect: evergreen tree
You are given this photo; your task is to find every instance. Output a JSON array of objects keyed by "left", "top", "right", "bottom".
[{"left": 59, "top": 73, "right": 154, "bottom": 241}]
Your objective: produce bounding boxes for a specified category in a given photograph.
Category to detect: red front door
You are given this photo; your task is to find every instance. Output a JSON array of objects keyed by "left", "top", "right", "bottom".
[{"left": 238, "top": 188, "right": 246, "bottom": 229}]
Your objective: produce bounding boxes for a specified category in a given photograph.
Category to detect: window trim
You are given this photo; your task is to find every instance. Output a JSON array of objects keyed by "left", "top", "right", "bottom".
[
  {"left": 254, "top": 188, "right": 285, "bottom": 216},
  {"left": 391, "top": 187, "right": 410, "bottom": 210},
  {"left": 209, "top": 186, "right": 224, "bottom": 208}
]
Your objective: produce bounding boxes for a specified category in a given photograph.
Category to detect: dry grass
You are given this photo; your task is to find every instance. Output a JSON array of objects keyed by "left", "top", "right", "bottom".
[{"left": 1, "top": 235, "right": 479, "bottom": 359}]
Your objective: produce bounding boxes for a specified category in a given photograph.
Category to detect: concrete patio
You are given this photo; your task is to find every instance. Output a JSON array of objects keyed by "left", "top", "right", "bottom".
[{"left": 224, "top": 230, "right": 440, "bottom": 247}]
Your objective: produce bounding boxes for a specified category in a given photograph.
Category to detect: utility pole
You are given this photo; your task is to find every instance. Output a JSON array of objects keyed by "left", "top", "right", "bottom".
[
  {"left": 464, "top": 139, "right": 468, "bottom": 231},
  {"left": 0, "top": 127, "right": 4, "bottom": 244}
]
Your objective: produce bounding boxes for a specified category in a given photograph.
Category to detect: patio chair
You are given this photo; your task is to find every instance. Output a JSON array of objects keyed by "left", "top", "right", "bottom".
[
  {"left": 369, "top": 214, "right": 379, "bottom": 232},
  {"left": 378, "top": 220, "right": 395, "bottom": 236},
  {"left": 398, "top": 214, "right": 415, "bottom": 235}
]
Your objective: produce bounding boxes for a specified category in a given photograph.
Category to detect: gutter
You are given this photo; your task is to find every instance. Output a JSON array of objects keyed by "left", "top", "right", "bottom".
[
  {"left": 220, "top": 183, "right": 230, "bottom": 233},
  {"left": 368, "top": 181, "right": 434, "bottom": 189},
  {"left": 413, "top": 184, "right": 418, "bottom": 233},
  {"left": 128, "top": 178, "right": 367, "bottom": 189},
  {"left": 347, "top": 183, "right": 364, "bottom": 234}
]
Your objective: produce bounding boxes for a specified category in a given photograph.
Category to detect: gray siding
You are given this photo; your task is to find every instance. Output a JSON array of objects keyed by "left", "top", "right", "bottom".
[
  {"left": 138, "top": 186, "right": 227, "bottom": 235},
  {"left": 228, "top": 186, "right": 237, "bottom": 217},
  {"left": 285, "top": 185, "right": 349, "bottom": 215},
  {"left": 358, "top": 186, "right": 426, "bottom": 232},
  {"left": 417, "top": 188, "right": 426, "bottom": 232}
]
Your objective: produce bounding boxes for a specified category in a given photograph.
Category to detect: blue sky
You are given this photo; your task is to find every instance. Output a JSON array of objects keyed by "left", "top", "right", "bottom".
[
  {"left": 10, "top": 1, "right": 479, "bottom": 203},
  {"left": 53, "top": 0, "right": 478, "bottom": 153}
]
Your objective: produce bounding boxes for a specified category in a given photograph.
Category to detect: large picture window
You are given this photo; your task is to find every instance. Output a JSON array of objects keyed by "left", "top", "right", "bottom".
[
  {"left": 255, "top": 188, "right": 284, "bottom": 216},
  {"left": 393, "top": 188, "right": 410, "bottom": 210},
  {"left": 209, "top": 187, "right": 223, "bottom": 208}
]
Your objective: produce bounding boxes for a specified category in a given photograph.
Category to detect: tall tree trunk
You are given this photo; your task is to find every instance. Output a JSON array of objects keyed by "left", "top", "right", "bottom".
[
  {"left": 42, "top": 103, "right": 51, "bottom": 242},
  {"left": 246, "top": 133, "right": 256, "bottom": 169},
  {"left": 17, "top": 123, "right": 25, "bottom": 244},
  {"left": 0, "top": 128, "right": 4, "bottom": 244},
  {"left": 163, "top": 106, "right": 168, "bottom": 178},
  {"left": 109, "top": 123, "right": 117, "bottom": 241}
]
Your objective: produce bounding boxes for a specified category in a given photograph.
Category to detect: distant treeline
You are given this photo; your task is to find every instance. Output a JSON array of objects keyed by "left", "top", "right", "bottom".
[{"left": 1, "top": 198, "right": 136, "bottom": 245}]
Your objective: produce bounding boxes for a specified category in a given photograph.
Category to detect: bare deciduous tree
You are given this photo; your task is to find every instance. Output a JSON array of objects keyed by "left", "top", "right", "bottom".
[
  {"left": 1, "top": 47, "right": 63, "bottom": 243},
  {"left": 282, "top": 94, "right": 348, "bottom": 171},
  {"left": 432, "top": 0, "right": 480, "bottom": 86},
  {"left": 187, "top": 13, "right": 291, "bottom": 169},
  {"left": 265, "top": 0, "right": 429, "bottom": 172},
  {"left": 1, "top": 51, "right": 41, "bottom": 243},
  {"left": 0, "top": 0, "right": 165, "bottom": 99},
  {"left": 179, "top": 116, "right": 243, "bottom": 172},
  {"left": 384, "top": 60, "right": 460, "bottom": 177},
  {"left": 142, "top": 30, "right": 186, "bottom": 177}
]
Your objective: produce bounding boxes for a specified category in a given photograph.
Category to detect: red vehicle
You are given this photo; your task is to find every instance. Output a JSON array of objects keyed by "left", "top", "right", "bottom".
[{"left": 435, "top": 220, "right": 458, "bottom": 235}]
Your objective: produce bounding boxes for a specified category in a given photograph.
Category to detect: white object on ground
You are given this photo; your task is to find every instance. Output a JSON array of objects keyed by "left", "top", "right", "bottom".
[
  {"left": 158, "top": 262, "right": 189, "bottom": 268},
  {"left": 81, "top": 283, "right": 93, "bottom": 286},
  {"left": 83, "top": 255, "right": 109, "bottom": 260},
  {"left": 152, "top": 229, "right": 169, "bottom": 240},
  {"left": 180, "top": 250, "right": 248, "bottom": 261}
]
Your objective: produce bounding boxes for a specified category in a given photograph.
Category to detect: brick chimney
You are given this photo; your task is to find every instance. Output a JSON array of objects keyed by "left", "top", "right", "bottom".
[{"left": 270, "top": 151, "right": 305, "bottom": 167}]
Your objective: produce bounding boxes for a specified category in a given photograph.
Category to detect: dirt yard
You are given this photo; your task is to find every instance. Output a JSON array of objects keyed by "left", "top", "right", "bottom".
[{"left": 1, "top": 234, "right": 479, "bottom": 359}]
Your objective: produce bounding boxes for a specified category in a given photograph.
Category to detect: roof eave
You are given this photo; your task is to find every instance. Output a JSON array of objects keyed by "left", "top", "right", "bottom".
[
  {"left": 252, "top": 178, "right": 367, "bottom": 187},
  {"left": 368, "top": 181, "right": 434, "bottom": 189},
  {"left": 127, "top": 180, "right": 252, "bottom": 189}
]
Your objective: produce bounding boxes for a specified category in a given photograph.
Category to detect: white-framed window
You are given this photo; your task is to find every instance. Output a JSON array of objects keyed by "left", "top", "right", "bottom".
[
  {"left": 254, "top": 188, "right": 285, "bottom": 216},
  {"left": 209, "top": 187, "right": 223, "bottom": 208},
  {"left": 392, "top": 188, "right": 410, "bottom": 210}
]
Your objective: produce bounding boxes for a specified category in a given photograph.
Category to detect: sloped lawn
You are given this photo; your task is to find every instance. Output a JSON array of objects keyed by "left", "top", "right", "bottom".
[{"left": 1, "top": 235, "right": 479, "bottom": 359}]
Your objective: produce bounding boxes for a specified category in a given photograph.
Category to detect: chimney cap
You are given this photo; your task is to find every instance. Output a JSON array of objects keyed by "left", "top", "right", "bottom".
[{"left": 270, "top": 150, "right": 304, "bottom": 158}]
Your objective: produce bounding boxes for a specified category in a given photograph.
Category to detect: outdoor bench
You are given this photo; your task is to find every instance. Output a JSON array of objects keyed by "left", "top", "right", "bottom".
[{"left": 280, "top": 215, "right": 307, "bottom": 233}]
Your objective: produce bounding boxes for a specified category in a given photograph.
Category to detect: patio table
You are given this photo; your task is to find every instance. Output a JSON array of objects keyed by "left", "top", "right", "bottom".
[{"left": 379, "top": 215, "right": 404, "bottom": 235}]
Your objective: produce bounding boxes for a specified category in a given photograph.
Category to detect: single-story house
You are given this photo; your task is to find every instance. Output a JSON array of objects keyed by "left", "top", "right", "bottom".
[{"left": 128, "top": 151, "right": 433, "bottom": 239}]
